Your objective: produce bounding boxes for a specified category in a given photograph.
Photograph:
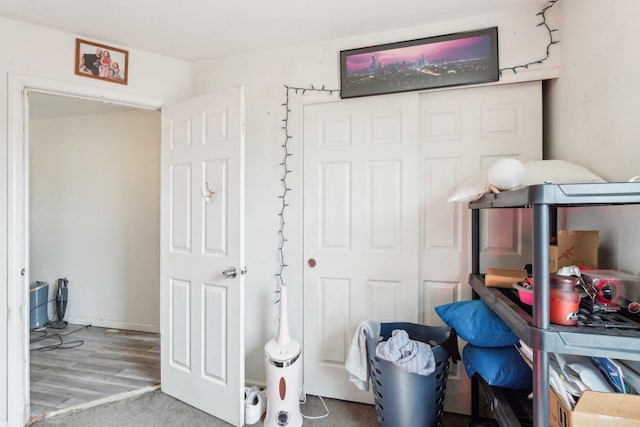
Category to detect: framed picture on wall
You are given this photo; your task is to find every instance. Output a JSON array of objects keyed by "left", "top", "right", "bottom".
[
  {"left": 340, "top": 27, "right": 499, "bottom": 98},
  {"left": 75, "top": 38, "right": 129, "bottom": 85}
]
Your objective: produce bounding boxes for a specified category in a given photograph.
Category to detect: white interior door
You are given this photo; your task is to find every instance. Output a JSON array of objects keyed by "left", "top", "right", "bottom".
[
  {"left": 420, "top": 81, "right": 542, "bottom": 414},
  {"left": 160, "top": 86, "right": 245, "bottom": 426},
  {"left": 302, "top": 82, "right": 542, "bottom": 413},
  {"left": 303, "top": 93, "right": 420, "bottom": 403}
]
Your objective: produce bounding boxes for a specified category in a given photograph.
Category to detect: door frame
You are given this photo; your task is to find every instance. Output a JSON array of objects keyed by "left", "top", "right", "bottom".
[{"left": 6, "top": 72, "right": 167, "bottom": 426}]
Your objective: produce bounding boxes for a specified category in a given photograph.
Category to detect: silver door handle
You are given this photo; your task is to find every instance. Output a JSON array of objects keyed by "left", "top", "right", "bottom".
[{"left": 222, "top": 267, "right": 237, "bottom": 278}]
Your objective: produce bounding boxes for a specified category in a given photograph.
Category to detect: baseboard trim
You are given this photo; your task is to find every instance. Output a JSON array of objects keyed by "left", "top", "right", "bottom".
[{"left": 63, "top": 315, "right": 159, "bottom": 333}]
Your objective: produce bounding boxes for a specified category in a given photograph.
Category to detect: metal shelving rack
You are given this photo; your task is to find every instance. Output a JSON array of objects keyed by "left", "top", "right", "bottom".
[{"left": 468, "top": 182, "right": 640, "bottom": 427}]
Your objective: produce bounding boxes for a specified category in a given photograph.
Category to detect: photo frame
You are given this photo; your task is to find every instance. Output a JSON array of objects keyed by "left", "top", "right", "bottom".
[
  {"left": 75, "top": 38, "right": 129, "bottom": 85},
  {"left": 340, "top": 27, "right": 498, "bottom": 99}
]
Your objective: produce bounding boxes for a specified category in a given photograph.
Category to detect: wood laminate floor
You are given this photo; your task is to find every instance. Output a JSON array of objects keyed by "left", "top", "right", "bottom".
[{"left": 29, "top": 324, "right": 160, "bottom": 418}]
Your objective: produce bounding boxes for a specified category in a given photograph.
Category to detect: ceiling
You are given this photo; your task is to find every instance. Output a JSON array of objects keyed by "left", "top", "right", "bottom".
[{"left": 0, "top": 0, "right": 541, "bottom": 62}]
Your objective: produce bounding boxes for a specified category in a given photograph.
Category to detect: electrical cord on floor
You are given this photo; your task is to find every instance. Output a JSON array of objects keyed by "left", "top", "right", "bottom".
[
  {"left": 30, "top": 324, "right": 92, "bottom": 351},
  {"left": 299, "top": 393, "right": 330, "bottom": 420}
]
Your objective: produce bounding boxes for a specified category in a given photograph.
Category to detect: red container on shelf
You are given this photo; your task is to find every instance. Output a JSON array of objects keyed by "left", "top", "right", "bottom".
[
  {"left": 513, "top": 278, "right": 534, "bottom": 306},
  {"left": 549, "top": 275, "right": 580, "bottom": 326},
  {"left": 512, "top": 275, "right": 580, "bottom": 325}
]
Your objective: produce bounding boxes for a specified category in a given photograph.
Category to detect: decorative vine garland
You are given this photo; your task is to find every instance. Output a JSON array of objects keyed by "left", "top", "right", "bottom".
[
  {"left": 500, "top": 0, "right": 559, "bottom": 75},
  {"left": 275, "top": 85, "right": 339, "bottom": 299}
]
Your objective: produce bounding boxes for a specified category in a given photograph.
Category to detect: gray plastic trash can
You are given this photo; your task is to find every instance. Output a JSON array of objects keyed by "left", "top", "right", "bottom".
[{"left": 365, "top": 322, "right": 451, "bottom": 427}]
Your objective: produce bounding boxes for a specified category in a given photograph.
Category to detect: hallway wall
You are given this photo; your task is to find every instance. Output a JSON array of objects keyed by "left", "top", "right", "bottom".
[
  {"left": 29, "top": 109, "right": 161, "bottom": 332},
  {"left": 0, "top": 16, "right": 190, "bottom": 424}
]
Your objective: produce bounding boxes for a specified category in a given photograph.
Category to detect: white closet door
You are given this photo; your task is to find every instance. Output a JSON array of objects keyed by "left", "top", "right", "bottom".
[
  {"left": 301, "top": 81, "right": 542, "bottom": 414},
  {"left": 303, "top": 93, "right": 420, "bottom": 403},
  {"left": 420, "top": 81, "right": 542, "bottom": 414}
]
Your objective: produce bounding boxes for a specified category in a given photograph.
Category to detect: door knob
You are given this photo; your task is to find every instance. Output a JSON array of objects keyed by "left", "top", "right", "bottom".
[{"left": 222, "top": 266, "right": 237, "bottom": 278}]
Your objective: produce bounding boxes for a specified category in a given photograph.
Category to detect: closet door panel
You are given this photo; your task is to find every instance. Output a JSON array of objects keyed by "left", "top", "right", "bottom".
[{"left": 420, "top": 81, "right": 542, "bottom": 415}]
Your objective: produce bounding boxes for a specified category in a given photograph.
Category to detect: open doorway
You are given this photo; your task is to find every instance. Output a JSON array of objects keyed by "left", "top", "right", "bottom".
[{"left": 27, "top": 92, "right": 161, "bottom": 418}]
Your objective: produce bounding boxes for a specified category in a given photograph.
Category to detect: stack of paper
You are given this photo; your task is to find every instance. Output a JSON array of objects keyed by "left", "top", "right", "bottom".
[
  {"left": 517, "top": 341, "right": 618, "bottom": 409},
  {"left": 592, "top": 357, "right": 626, "bottom": 393},
  {"left": 516, "top": 340, "right": 533, "bottom": 369}
]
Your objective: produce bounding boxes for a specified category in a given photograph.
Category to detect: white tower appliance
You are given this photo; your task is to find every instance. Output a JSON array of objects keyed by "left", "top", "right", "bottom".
[{"left": 264, "top": 283, "right": 303, "bottom": 427}]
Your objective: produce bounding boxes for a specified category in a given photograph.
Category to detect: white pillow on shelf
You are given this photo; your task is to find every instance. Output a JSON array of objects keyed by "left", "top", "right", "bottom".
[
  {"left": 488, "top": 158, "right": 526, "bottom": 190},
  {"left": 448, "top": 160, "right": 606, "bottom": 203},
  {"left": 447, "top": 170, "right": 489, "bottom": 203},
  {"left": 522, "top": 160, "right": 606, "bottom": 185}
]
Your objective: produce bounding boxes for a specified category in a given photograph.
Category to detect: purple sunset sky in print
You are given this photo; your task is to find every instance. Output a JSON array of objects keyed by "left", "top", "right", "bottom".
[{"left": 345, "top": 35, "right": 492, "bottom": 74}]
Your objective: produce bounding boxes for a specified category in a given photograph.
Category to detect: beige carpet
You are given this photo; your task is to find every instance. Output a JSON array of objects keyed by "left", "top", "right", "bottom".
[{"left": 29, "top": 389, "right": 481, "bottom": 427}]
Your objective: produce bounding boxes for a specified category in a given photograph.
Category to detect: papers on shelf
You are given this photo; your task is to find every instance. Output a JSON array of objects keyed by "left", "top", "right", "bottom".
[
  {"left": 618, "top": 359, "right": 640, "bottom": 394},
  {"left": 592, "top": 357, "right": 626, "bottom": 393},
  {"left": 550, "top": 353, "right": 614, "bottom": 410},
  {"left": 549, "top": 354, "right": 580, "bottom": 409},
  {"left": 517, "top": 340, "right": 620, "bottom": 410},
  {"left": 517, "top": 340, "right": 533, "bottom": 368}
]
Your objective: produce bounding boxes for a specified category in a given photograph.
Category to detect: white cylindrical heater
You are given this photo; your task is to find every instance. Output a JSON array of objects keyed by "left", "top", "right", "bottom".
[{"left": 264, "top": 284, "right": 303, "bottom": 427}]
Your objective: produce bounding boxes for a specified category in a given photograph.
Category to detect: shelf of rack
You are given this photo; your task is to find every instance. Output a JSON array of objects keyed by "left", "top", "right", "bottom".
[
  {"left": 469, "top": 274, "right": 640, "bottom": 362},
  {"left": 476, "top": 374, "right": 533, "bottom": 427},
  {"left": 468, "top": 182, "right": 640, "bottom": 208},
  {"left": 468, "top": 182, "right": 640, "bottom": 427}
]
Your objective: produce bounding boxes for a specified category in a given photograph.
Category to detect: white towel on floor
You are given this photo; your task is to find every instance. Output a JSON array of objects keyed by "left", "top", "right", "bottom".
[
  {"left": 375, "top": 329, "right": 435, "bottom": 376},
  {"left": 345, "top": 321, "right": 381, "bottom": 391}
]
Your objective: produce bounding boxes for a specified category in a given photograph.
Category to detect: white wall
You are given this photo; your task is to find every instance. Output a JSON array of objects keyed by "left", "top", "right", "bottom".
[
  {"left": 546, "top": 0, "right": 640, "bottom": 273},
  {"left": 191, "top": 4, "right": 561, "bottom": 384},
  {"left": 29, "top": 110, "right": 161, "bottom": 333},
  {"left": 0, "top": 17, "right": 191, "bottom": 100},
  {"left": 0, "top": 16, "right": 190, "bottom": 425}
]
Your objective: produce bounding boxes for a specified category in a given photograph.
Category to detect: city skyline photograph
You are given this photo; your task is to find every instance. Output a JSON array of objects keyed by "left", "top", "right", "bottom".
[
  {"left": 340, "top": 27, "right": 499, "bottom": 98},
  {"left": 345, "top": 35, "right": 493, "bottom": 74}
]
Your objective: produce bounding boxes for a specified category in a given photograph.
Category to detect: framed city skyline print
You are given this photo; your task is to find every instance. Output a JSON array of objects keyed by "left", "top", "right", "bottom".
[{"left": 340, "top": 27, "right": 499, "bottom": 98}]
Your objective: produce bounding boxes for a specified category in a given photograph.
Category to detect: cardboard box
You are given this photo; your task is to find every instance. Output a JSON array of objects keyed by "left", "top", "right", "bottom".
[
  {"left": 549, "top": 230, "right": 599, "bottom": 273},
  {"left": 550, "top": 388, "right": 640, "bottom": 427}
]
